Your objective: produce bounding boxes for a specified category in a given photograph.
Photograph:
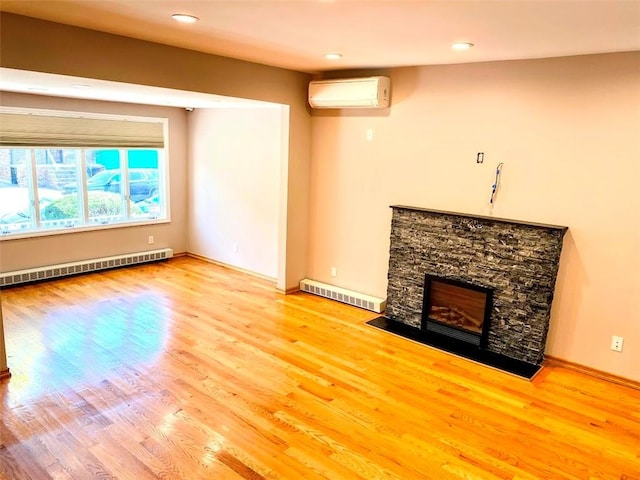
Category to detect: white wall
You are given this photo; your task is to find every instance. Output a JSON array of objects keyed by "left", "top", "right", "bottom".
[{"left": 188, "top": 107, "right": 283, "bottom": 279}]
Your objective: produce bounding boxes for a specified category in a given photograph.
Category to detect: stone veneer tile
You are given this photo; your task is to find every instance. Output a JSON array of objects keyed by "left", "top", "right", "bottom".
[{"left": 386, "top": 206, "right": 567, "bottom": 365}]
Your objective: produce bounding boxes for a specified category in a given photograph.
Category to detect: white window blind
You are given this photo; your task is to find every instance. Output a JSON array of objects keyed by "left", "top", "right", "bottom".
[{"left": 0, "top": 112, "right": 165, "bottom": 148}]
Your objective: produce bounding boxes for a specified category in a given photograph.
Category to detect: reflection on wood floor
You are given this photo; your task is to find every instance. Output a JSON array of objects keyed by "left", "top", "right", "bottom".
[{"left": 1, "top": 256, "right": 639, "bottom": 480}]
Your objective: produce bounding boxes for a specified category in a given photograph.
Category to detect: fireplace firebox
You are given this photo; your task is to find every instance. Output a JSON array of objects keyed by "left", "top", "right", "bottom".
[{"left": 422, "top": 275, "right": 493, "bottom": 349}]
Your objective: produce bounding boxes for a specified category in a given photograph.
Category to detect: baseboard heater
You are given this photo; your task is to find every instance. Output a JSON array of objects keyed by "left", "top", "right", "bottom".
[
  {"left": 0, "top": 248, "right": 173, "bottom": 287},
  {"left": 299, "top": 278, "right": 386, "bottom": 313}
]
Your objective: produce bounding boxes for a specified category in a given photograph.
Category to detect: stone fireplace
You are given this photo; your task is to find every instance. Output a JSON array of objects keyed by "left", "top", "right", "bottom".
[{"left": 369, "top": 206, "right": 567, "bottom": 378}]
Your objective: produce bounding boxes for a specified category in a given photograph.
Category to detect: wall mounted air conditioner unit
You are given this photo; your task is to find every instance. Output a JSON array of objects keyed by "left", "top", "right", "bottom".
[{"left": 308, "top": 76, "right": 391, "bottom": 109}]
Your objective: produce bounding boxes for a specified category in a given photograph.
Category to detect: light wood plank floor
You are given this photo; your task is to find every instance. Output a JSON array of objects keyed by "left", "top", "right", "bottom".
[{"left": 1, "top": 257, "right": 638, "bottom": 480}]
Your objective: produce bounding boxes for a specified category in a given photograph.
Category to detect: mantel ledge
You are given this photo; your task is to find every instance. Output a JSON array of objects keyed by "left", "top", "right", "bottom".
[{"left": 390, "top": 205, "right": 568, "bottom": 232}]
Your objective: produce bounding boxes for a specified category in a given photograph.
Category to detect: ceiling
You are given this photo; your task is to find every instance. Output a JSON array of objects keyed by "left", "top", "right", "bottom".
[{"left": 1, "top": 0, "right": 639, "bottom": 73}]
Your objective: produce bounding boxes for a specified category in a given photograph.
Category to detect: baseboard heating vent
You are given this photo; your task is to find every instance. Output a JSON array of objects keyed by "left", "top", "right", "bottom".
[
  {"left": 299, "top": 279, "right": 386, "bottom": 313},
  {"left": 0, "top": 248, "right": 173, "bottom": 287}
]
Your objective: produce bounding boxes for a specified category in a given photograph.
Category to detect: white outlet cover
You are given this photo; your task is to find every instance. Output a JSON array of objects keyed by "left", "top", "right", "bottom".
[{"left": 611, "top": 336, "right": 624, "bottom": 352}]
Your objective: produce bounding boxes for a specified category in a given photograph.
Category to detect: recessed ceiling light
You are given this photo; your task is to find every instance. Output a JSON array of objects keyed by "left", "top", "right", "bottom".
[
  {"left": 72, "top": 84, "right": 91, "bottom": 89},
  {"left": 27, "top": 87, "right": 49, "bottom": 92},
  {"left": 172, "top": 13, "right": 199, "bottom": 24},
  {"left": 324, "top": 53, "right": 342, "bottom": 60},
  {"left": 451, "top": 42, "right": 474, "bottom": 51}
]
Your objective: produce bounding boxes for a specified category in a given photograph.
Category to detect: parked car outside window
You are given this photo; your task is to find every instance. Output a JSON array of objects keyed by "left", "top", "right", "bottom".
[
  {"left": 0, "top": 187, "right": 62, "bottom": 231},
  {"left": 62, "top": 168, "right": 159, "bottom": 202},
  {"left": 87, "top": 162, "right": 105, "bottom": 177}
]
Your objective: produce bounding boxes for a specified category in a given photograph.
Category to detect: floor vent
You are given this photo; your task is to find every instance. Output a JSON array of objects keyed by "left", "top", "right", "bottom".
[
  {"left": 299, "top": 279, "right": 386, "bottom": 313},
  {"left": 0, "top": 248, "right": 173, "bottom": 287}
]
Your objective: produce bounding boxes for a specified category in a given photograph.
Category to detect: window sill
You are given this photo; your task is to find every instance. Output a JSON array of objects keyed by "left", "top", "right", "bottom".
[{"left": 0, "top": 217, "right": 170, "bottom": 241}]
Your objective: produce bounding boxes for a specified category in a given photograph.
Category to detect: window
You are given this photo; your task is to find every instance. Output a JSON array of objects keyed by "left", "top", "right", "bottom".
[{"left": 0, "top": 108, "right": 168, "bottom": 238}]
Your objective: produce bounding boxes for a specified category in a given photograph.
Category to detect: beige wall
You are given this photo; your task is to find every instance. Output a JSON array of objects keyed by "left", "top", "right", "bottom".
[
  {"left": 0, "top": 91, "right": 188, "bottom": 271},
  {"left": 188, "top": 107, "right": 283, "bottom": 279},
  {"left": 0, "top": 291, "right": 7, "bottom": 375},
  {"left": 0, "top": 12, "right": 311, "bottom": 290},
  {"left": 308, "top": 52, "right": 640, "bottom": 381}
]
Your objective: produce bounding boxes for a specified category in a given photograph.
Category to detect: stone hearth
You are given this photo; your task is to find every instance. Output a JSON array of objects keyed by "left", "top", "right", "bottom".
[{"left": 380, "top": 206, "right": 567, "bottom": 370}]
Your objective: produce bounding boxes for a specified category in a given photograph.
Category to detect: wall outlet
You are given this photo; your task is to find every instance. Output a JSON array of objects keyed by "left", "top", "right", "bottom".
[
  {"left": 233, "top": 243, "right": 239, "bottom": 253},
  {"left": 331, "top": 267, "right": 337, "bottom": 277},
  {"left": 148, "top": 235, "right": 154, "bottom": 245},
  {"left": 366, "top": 129, "right": 373, "bottom": 141},
  {"left": 611, "top": 335, "right": 624, "bottom": 352}
]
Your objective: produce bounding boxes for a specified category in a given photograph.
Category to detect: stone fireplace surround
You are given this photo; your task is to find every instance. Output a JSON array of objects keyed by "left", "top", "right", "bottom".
[{"left": 369, "top": 206, "right": 567, "bottom": 378}]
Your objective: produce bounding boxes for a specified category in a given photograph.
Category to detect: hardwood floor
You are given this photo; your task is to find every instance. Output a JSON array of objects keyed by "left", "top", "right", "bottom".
[{"left": 1, "top": 257, "right": 638, "bottom": 480}]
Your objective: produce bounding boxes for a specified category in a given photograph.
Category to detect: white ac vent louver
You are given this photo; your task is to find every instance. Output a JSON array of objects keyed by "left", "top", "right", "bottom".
[{"left": 299, "top": 279, "right": 386, "bottom": 313}]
